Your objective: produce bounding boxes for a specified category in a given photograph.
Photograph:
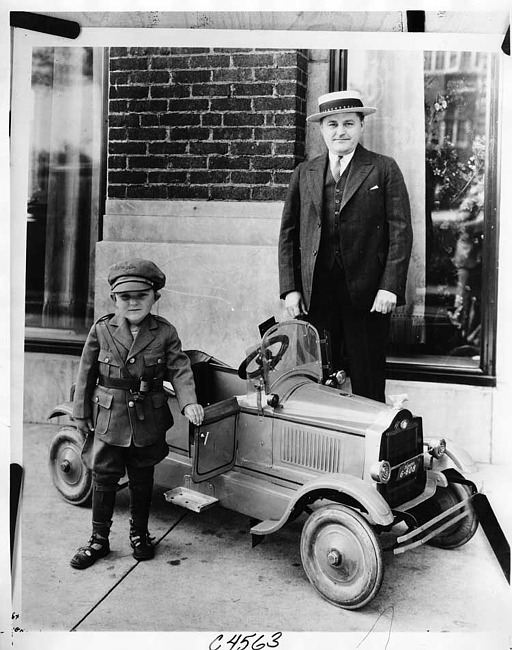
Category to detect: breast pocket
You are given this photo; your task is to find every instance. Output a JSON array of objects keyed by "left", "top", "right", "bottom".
[
  {"left": 367, "top": 185, "right": 384, "bottom": 206},
  {"left": 144, "top": 352, "right": 166, "bottom": 379},
  {"left": 98, "top": 349, "right": 122, "bottom": 379},
  {"left": 92, "top": 386, "right": 113, "bottom": 435}
]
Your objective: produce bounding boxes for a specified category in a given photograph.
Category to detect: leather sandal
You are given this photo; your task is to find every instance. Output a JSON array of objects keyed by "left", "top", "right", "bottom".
[
  {"left": 129, "top": 531, "right": 155, "bottom": 561},
  {"left": 70, "top": 534, "right": 110, "bottom": 570}
]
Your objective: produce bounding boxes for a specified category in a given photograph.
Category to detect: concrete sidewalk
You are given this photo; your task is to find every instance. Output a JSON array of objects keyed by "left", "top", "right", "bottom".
[{"left": 14, "top": 423, "right": 512, "bottom": 634}]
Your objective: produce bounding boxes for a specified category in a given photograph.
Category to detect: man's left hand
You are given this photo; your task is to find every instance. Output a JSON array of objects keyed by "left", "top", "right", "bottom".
[{"left": 370, "top": 289, "right": 397, "bottom": 314}]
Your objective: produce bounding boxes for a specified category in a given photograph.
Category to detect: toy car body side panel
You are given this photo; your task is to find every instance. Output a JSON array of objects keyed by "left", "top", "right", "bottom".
[
  {"left": 235, "top": 411, "right": 273, "bottom": 470},
  {"left": 270, "top": 418, "right": 365, "bottom": 482}
]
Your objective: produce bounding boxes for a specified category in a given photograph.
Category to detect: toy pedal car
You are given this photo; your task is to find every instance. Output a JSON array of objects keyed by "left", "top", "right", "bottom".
[{"left": 48, "top": 318, "right": 509, "bottom": 609}]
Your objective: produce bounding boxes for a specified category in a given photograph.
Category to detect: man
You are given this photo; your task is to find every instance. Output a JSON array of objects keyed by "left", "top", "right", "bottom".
[{"left": 278, "top": 90, "right": 412, "bottom": 402}]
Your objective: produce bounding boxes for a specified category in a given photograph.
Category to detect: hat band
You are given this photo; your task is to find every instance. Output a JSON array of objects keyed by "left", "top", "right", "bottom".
[
  {"left": 319, "top": 98, "right": 364, "bottom": 115},
  {"left": 112, "top": 275, "right": 154, "bottom": 289}
]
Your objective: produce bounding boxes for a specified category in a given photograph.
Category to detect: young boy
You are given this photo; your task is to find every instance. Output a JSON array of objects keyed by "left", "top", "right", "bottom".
[{"left": 70, "top": 258, "right": 204, "bottom": 569}]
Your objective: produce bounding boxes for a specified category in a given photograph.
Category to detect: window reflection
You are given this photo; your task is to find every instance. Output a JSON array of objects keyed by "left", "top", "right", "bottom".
[
  {"left": 25, "top": 47, "right": 104, "bottom": 336},
  {"left": 346, "top": 48, "right": 494, "bottom": 371},
  {"left": 423, "top": 50, "right": 489, "bottom": 366}
]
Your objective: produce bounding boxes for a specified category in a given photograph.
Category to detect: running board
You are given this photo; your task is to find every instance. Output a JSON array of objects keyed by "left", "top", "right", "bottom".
[{"left": 164, "top": 487, "right": 219, "bottom": 513}]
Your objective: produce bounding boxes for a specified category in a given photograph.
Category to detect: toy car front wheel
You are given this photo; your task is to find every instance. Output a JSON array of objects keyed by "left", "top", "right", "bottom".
[
  {"left": 48, "top": 426, "right": 92, "bottom": 507},
  {"left": 300, "top": 504, "right": 384, "bottom": 610},
  {"left": 427, "top": 483, "right": 479, "bottom": 549}
]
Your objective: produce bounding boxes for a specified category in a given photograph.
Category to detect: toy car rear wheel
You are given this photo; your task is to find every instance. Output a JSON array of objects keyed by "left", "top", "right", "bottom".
[
  {"left": 300, "top": 504, "right": 384, "bottom": 610},
  {"left": 426, "top": 483, "right": 479, "bottom": 549},
  {"left": 48, "top": 426, "right": 92, "bottom": 507}
]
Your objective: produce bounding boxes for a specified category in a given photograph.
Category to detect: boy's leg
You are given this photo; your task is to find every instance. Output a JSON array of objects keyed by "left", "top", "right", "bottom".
[
  {"left": 71, "top": 442, "right": 125, "bottom": 570},
  {"left": 127, "top": 464, "right": 155, "bottom": 561}
]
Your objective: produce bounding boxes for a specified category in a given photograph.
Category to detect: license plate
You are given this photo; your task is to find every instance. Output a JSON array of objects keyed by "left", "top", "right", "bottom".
[{"left": 397, "top": 456, "right": 421, "bottom": 481}]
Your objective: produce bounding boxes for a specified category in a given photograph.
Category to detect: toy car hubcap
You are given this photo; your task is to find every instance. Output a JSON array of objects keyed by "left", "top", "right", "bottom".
[
  {"left": 327, "top": 549, "right": 343, "bottom": 567},
  {"left": 314, "top": 524, "right": 363, "bottom": 581},
  {"left": 48, "top": 426, "right": 93, "bottom": 506},
  {"left": 60, "top": 459, "right": 71, "bottom": 474},
  {"left": 56, "top": 444, "right": 83, "bottom": 485},
  {"left": 300, "top": 505, "right": 384, "bottom": 609}
]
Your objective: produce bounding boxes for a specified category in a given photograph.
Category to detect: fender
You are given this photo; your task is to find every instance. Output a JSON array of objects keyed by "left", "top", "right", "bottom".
[
  {"left": 48, "top": 401, "right": 74, "bottom": 421},
  {"left": 250, "top": 473, "right": 393, "bottom": 536},
  {"left": 430, "top": 437, "right": 478, "bottom": 475}
]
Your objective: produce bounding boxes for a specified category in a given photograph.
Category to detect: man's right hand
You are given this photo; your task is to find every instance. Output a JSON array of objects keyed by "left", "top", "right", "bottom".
[
  {"left": 74, "top": 417, "right": 94, "bottom": 436},
  {"left": 284, "top": 291, "right": 307, "bottom": 318}
]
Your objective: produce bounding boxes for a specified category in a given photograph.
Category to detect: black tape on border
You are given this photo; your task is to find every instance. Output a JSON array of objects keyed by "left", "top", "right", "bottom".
[
  {"left": 473, "top": 492, "right": 511, "bottom": 584},
  {"left": 502, "top": 26, "right": 510, "bottom": 56},
  {"left": 10, "top": 463, "right": 23, "bottom": 570},
  {"left": 10, "top": 12, "right": 81, "bottom": 39},
  {"left": 406, "top": 11, "right": 426, "bottom": 33}
]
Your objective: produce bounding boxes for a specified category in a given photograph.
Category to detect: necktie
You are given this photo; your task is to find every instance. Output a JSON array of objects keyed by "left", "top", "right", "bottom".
[{"left": 332, "top": 156, "right": 343, "bottom": 183}]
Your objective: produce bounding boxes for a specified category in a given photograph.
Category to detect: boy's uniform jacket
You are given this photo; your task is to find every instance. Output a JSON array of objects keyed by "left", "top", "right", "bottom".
[
  {"left": 72, "top": 312, "right": 197, "bottom": 447},
  {"left": 278, "top": 144, "right": 412, "bottom": 311}
]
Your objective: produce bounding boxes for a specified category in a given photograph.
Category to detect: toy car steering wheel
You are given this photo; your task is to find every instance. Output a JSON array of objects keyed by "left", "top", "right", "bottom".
[{"left": 237, "top": 334, "right": 290, "bottom": 380}]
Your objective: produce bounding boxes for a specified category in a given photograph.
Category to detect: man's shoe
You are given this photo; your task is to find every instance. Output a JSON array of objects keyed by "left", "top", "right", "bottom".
[
  {"left": 129, "top": 531, "right": 155, "bottom": 561},
  {"left": 70, "top": 534, "right": 110, "bottom": 570}
]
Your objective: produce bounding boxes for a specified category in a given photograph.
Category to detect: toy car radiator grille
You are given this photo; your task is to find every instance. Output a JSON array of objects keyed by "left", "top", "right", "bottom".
[
  {"left": 280, "top": 426, "right": 342, "bottom": 473},
  {"left": 378, "top": 416, "right": 426, "bottom": 508}
]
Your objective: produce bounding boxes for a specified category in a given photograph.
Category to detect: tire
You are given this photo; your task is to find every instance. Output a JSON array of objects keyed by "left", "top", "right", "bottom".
[
  {"left": 300, "top": 504, "right": 384, "bottom": 610},
  {"left": 426, "top": 483, "right": 479, "bottom": 549},
  {"left": 48, "top": 426, "right": 92, "bottom": 507}
]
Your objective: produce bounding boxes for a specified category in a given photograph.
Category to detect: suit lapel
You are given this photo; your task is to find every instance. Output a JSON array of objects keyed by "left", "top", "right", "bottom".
[
  {"left": 306, "top": 154, "right": 328, "bottom": 218},
  {"left": 340, "top": 145, "right": 374, "bottom": 211}
]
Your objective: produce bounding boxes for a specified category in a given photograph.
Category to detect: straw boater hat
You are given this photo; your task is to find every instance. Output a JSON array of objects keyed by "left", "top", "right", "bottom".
[{"left": 307, "top": 90, "right": 377, "bottom": 123}]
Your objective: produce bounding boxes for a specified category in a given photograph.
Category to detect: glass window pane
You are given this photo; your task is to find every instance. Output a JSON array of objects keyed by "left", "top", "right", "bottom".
[
  {"left": 421, "top": 50, "right": 489, "bottom": 368},
  {"left": 25, "top": 47, "right": 104, "bottom": 337},
  {"left": 347, "top": 48, "right": 495, "bottom": 371}
]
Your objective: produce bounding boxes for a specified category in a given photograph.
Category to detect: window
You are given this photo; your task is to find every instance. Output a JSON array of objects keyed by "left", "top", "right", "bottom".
[
  {"left": 318, "top": 47, "right": 498, "bottom": 385},
  {"left": 24, "top": 47, "right": 106, "bottom": 350}
]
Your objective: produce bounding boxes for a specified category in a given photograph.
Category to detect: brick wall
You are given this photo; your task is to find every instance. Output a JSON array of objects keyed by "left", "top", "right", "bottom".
[{"left": 108, "top": 47, "right": 308, "bottom": 201}]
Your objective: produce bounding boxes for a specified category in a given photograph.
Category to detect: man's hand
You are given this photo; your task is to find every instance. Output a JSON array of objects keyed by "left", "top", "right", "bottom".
[
  {"left": 284, "top": 291, "right": 308, "bottom": 318},
  {"left": 370, "top": 289, "right": 397, "bottom": 314},
  {"left": 74, "top": 417, "right": 94, "bottom": 436},
  {"left": 184, "top": 403, "right": 204, "bottom": 426}
]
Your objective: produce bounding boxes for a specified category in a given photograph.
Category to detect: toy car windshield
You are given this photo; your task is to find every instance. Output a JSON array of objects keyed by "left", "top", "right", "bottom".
[{"left": 261, "top": 320, "right": 323, "bottom": 392}]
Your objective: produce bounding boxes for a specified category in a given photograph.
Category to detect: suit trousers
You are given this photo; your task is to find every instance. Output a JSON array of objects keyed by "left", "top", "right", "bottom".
[{"left": 308, "top": 262, "right": 390, "bottom": 403}]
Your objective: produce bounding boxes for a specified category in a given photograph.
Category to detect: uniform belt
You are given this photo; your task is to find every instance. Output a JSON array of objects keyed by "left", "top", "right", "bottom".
[{"left": 98, "top": 377, "right": 164, "bottom": 391}]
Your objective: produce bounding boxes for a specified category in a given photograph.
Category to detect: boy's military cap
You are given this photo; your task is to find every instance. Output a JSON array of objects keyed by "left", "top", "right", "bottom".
[{"left": 108, "top": 258, "right": 166, "bottom": 292}]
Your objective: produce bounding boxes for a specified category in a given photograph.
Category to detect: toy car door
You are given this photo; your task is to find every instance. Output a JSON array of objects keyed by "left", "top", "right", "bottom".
[{"left": 192, "top": 396, "right": 240, "bottom": 482}]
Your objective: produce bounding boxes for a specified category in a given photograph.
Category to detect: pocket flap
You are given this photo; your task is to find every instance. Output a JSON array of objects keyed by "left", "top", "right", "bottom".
[
  {"left": 99, "top": 350, "right": 120, "bottom": 367},
  {"left": 144, "top": 353, "right": 165, "bottom": 367},
  {"left": 93, "top": 388, "right": 113, "bottom": 409}
]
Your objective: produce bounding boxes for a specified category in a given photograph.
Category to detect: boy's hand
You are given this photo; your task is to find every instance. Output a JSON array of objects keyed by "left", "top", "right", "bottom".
[
  {"left": 184, "top": 403, "right": 204, "bottom": 426},
  {"left": 74, "top": 417, "right": 94, "bottom": 436}
]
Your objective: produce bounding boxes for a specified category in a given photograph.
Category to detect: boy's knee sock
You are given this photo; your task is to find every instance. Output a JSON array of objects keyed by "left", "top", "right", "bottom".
[
  {"left": 92, "top": 486, "right": 117, "bottom": 538},
  {"left": 129, "top": 482, "right": 153, "bottom": 533}
]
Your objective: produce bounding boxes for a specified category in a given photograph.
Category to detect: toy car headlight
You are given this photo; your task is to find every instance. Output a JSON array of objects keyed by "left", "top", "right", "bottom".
[
  {"left": 426, "top": 438, "right": 446, "bottom": 459},
  {"left": 370, "top": 460, "right": 391, "bottom": 484}
]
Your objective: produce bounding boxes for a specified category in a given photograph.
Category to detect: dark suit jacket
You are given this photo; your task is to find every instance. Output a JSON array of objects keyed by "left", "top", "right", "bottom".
[
  {"left": 72, "top": 312, "right": 198, "bottom": 447},
  {"left": 279, "top": 144, "right": 413, "bottom": 311}
]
